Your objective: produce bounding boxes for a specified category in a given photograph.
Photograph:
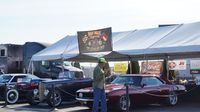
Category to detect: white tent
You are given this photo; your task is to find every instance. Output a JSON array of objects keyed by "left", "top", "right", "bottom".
[
  {"left": 31, "top": 31, "right": 134, "bottom": 61},
  {"left": 31, "top": 35, "right": 79, "bottom": 61},
  {"left": 117, "top": 22, "right": 200, "bottom": 60},
  {"left": 32, "top": 21, "right": 200, "bottom": 62}
]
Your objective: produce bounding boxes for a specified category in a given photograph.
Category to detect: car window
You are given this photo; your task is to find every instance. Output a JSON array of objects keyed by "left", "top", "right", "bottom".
[
  {"left": 112, "top": 76, "right": 142, "bottom": 86},
  {"left": 0, "top": 75, "right": 13, "bottom": 83},
  {"left": 74, "top": 72, "right": 84, "bottom": 79},
  {"left": 64, "top": 71, "right": 74, "bottom": 78},
  {"left": 106, "top": 75, "right": 117, "bottom": 84},
  {"left": 60, "top": 71, "right": 83, "bottom": 79},
  {"left": 141, "top": 76, "right": 163, "bottom": 86},
  {"left": 11, "top": 76, "right": 26, "bottom": 82}
]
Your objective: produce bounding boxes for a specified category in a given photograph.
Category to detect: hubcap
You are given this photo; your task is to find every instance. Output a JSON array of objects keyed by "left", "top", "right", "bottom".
[
  {"left": 7, "top": 89, "right": 19, "bottom": 104},
  {"left": 120, "top": 95, "right": 130, "bottom": 111},
  {"left": 9, "top": 93, "right": 16, "bottom": 100},
  {"left": 169, "top": 93, "right": 177, "bottom": 105},
  {"left": 50, "top": 93, "right": 61, "bottom": 106}
]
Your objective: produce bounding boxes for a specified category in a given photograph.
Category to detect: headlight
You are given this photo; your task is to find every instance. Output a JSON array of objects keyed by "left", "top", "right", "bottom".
[
  {"left": 7, "top": 85, "right": 15, "bottom": 89},
  {"left": 44, "top": 89, "right": 49, "bottom": 96},
  {"left": 33, "top": 89, "right": 39, "bottom": 95},
  {"left": 79, "top": 93, "right": 83, "bottom": 98}
]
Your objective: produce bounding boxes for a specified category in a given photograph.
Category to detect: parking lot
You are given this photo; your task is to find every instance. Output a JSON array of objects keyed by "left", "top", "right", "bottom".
[{"left": 0, "top": 101, "right": 199, "bottom": 112}]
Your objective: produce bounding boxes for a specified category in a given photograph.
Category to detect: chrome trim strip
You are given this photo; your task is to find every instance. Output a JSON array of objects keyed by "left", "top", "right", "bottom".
[
  {"left": 76, "top": 98, "right": 108, "bottom": 102},
  {"left": 76, "top": 98, "right": 93, "bottom": 101}
]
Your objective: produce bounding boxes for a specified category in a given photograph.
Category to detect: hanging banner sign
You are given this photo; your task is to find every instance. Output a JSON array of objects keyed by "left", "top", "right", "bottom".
[
  {"left": 77, "top": 27, "right": 112, "bottom": 53},
  {"left": 168, "top": 60, "right": 186, "bottom": 70},
  {"left": 141, "top": 61, "right": 163, "bottom": 75},
  {"left": 190, "top": 60, "right": 200, "bottom": 74},
  {"left": 114, "top": 63, "right": 128, "bottom": 73}
]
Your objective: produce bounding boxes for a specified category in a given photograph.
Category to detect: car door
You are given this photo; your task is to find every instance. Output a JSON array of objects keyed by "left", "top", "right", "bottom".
[{"left": 140, "top": 76, "right": 163, "bottom": 104}]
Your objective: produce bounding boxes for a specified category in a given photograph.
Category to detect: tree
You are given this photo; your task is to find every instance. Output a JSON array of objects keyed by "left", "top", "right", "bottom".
[{"left": 126, "top": 60, "right": 140, "bottom": 74}]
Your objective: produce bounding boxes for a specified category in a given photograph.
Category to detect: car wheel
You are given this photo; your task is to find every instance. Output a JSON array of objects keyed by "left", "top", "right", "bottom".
[
  {"left": 165, "top": 91, "right": 178, "bottom": 106},
  {"left": 27, "top": 91, "right": 40, "bottom": 106},
  {"left": 46, "top": 90, "right": 62, "bottom": 107},
  {"left": 117, "top": 95, "right": 130, "bottom": 111},
  {"left": 6, "top": 89, "right": 19, "bottom": 104}
]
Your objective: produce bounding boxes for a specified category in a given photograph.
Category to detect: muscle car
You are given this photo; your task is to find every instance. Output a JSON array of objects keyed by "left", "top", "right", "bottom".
[{"left": 76, "top": 74, "right": 186, "bottom": 111}]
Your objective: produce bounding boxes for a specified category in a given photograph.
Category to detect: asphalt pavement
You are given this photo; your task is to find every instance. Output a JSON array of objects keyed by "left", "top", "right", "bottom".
[{"left": 0, "top": 101, "right": 199, "bottom": 112}]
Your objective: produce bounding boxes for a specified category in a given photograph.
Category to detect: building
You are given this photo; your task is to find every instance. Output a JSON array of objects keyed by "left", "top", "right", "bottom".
[{"left": 0, "top": 44, "right": 23, "bottom": 73}]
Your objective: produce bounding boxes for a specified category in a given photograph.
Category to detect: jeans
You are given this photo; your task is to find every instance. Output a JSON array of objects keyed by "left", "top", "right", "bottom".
[{"left": 92, "top": 88, "right": 107, "bottom": 112}]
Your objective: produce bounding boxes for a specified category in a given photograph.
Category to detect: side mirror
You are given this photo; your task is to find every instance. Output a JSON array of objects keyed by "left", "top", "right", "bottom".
[{"left": 141, "top": 83, "right": 147, "bottom": 88}]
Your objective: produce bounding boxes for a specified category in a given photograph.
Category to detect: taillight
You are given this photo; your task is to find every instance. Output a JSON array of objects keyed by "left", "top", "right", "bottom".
[{"left": 31, "top": 81, "right": 39, "bottom": 87}]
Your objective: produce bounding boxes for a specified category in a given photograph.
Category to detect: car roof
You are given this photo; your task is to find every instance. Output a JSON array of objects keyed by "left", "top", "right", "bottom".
[
  {"left": 119, "top": 74, "right": 159, "bottom": 77},
  {"left": 56, "top": 65, "right": 83, "bottom": 72},
  {"left": 2, "top": 73, "right": 40, "bottom": 79}
]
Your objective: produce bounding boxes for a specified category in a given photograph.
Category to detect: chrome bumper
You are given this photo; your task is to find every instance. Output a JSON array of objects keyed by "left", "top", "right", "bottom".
[
  {"left": 76, "top": 98, "right": 94, "bottom": 102},
  {"left": 76, "top": 98, "right": 108, "bottom": 102}
]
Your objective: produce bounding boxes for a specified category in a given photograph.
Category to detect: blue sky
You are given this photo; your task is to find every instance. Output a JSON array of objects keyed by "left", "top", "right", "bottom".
[{"left": 1, "top": 0, "right": 200, "bottom": 44}]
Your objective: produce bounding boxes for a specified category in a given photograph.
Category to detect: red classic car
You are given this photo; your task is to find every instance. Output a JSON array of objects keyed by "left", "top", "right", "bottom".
[{"left": 76, "top": 74, "right": 186, "bottom": 111}]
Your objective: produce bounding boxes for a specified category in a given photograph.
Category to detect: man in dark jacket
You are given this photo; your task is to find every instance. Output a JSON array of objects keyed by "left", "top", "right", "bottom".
[{"left": 92, "top": 57, "right": 107, "bottom": 112}]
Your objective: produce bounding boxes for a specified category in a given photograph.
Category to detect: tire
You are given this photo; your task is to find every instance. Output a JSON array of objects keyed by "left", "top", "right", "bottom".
[
  {"left": 117, "top": 95, "right": 130, "bottom": 111},
  {"left": 46, "top": 90, "right": 62, "bottom": 107},
  {"left": 27, "top": 91, "right": 40, "bottom": 106},
  {"left": 6, "top": 89, "right": 19, "bottom": 104},
  {"left": 165, "top": 91, "right": 178, "bottom": 106}
]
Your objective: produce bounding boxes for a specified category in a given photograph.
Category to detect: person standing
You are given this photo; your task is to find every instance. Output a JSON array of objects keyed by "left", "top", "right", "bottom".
[{"left": 92, "top": 57, "right": 107, "bottom": 112}]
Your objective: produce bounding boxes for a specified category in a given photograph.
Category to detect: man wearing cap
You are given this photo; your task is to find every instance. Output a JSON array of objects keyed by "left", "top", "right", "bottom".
[{"left": 92, "top": 57, "right": 107, "bottom": 112}]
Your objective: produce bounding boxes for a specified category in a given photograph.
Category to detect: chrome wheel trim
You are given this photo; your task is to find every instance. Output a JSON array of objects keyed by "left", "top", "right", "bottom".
[
  {"left": 119, "top": 95, "right": 130, "bottom": 111},
  {"left": 169, "top": 92, "right": 178, "bottom": 105},
  {"left": 50, "top": 92, "right": 62, "bottom": 106},
  {"left": 6, "top": 89, "right": 19, "bottom": 104}
]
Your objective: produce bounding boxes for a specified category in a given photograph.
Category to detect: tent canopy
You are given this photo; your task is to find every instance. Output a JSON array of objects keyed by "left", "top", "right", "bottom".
[
  {"left": 31, "top": 36, "right": 79, "bottom": 61},
  {"left": 32, "top": 21, "right": 200, "bottom": 62}
]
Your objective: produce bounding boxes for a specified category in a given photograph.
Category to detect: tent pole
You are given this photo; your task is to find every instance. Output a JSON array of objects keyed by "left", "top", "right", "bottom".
[
  {"left": 31, "top": 61, "right": 34, "bottom": 74},
  {"left": 129, "top": 56, "right": 132, "bottom": 74},
  {"left": 166, "top": 56, "right": 170, "bottom": 80},
  {"left": 61, "top": 58, "right": 64, "bottom": 74},
  {"left": 129, "top": 60, "right": 132, "bottom": 74},
  {"left": 27, "top": 60, "right": 32, "bottom": 74}
]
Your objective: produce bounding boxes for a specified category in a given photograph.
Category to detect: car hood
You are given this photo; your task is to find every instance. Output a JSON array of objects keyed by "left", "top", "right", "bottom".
[{"left": 77, "top": 84, "right": 124, "bottom": 93}]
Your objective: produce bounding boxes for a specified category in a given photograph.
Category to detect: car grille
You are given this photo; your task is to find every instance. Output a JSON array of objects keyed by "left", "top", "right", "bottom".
[
  {"left": 39, "top": 82, "right": 45, "bottom": 101},
  {"left": 77, "top": 92, "right": 93, "bottom": 99}
]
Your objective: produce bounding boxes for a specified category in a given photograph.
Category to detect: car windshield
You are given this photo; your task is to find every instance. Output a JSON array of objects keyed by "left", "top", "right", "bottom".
[
  {"left": 0, "top": 75, "right": 12, "bottom": 83},
  {"left": 60, "top": 71, "right": 83, "bottom": 79},
  {"left": 111, "top": 76, "right": 142, "bottom": 86}
]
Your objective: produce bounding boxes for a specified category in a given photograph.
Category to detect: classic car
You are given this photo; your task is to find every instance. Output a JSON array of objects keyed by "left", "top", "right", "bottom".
[
  {"left": 76, "top": 74, "right": 186, "bottom": 111},
  {"left": 37, "top": 65, "right": 84, "bottom": 79},
  {"left": 29, "top": 66, "right": 93, "bottom": 107},
  {"left": 0, "top": 73, "right": 44, "bottom": 104}
]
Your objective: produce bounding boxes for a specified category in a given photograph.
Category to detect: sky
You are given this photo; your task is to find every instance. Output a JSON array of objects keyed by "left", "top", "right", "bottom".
[{"left": 1, "top": 0, "right": 200, "bottom": 45}]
